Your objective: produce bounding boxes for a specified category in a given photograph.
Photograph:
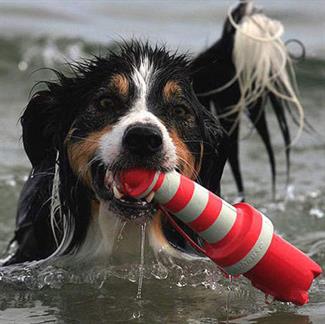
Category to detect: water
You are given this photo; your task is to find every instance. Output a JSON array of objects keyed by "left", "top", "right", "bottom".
[
  {"left": 0, "top": 1, "right": 324, "bottom": 323},
  {"left": 136, "top": 223, "right": 146, "bottom": 300}
]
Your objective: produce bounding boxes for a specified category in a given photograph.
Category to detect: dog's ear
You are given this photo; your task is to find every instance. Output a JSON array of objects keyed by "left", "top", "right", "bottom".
[
  {"left": 7, "top": 90, "right": 65, "bottom": 264},
  {"left": 21, "top": 90, "right": 62, "bottom": 168}
]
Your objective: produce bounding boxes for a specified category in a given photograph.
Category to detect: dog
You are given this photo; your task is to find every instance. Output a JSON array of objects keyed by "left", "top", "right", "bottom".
[{"left": 1, "top": 2, "right": 304, "bottom": 265}]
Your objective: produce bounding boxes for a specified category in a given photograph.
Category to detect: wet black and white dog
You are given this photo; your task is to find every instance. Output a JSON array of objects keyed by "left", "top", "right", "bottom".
[{"left": 2, "top": 3, "right": 303, "bottom": 265}]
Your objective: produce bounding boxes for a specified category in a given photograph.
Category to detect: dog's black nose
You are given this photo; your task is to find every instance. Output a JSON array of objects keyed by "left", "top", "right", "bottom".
[{"left": 123, "top": 124, "right": 163, "bottom": 155}]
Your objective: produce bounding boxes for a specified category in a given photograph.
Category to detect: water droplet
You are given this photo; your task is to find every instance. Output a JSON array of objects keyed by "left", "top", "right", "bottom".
[
  {"left": 309, "top": 190, "right": 320, "bottom": 199},
  {"left": 151, "top": 262, "right": 168, "bottom": 280},
  {"left": 286, "top": 184, "right": 295, "bottom": 200},
  {"left": 264, "top": 293, "right": 274, "bottom": 304},
  {"left": 18, "top": 61, "right": 28, "bottom": 71},
  {"left": 132, "top": 311, "right": 142, "bottom": 319},
  {"left": 176, "top": 274, "right": 187, "bottom": 287},
  {"left": 5, "top": 179, "right": 16, "bottom": 187},
  {"left": 310, "top": 208, "right": 324, "bottom": 218}
]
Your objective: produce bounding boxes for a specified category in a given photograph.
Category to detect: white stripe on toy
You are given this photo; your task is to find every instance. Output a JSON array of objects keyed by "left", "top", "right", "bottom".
[
  {"left": 174, "top": 183, "right": 210, "bottom": 223},
  {"left": 223, "top": 214, "right": 274, "bottom": 275},
  {"left": 199, "top": 201, "right": 237, "bottom": 243},
  {"left": 155, "top": 171, "right": 180, "bottom": 204}
]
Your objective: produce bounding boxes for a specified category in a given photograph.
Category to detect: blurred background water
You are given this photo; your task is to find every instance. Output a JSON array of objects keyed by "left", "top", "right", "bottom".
[{"left": 0, "top": 1, "right": 324, "bottom": 323}]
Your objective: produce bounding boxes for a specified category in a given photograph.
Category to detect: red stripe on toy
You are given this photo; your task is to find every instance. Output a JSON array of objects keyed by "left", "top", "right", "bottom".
[
  {"left": 187, "top": 192, "right": 223, "bottom": 232},
  {"left": 152, "top": 172, "right": 165, "bottom": 192},
  {"left": 163, "top": 175, "right": 195, "bottom": 213}
]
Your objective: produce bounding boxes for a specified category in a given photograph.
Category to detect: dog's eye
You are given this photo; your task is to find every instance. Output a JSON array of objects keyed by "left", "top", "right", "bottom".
[
  {"left": 99, "top": 97, "right": 113, "bottom": 110},
  {"left": 174, "top": 106, "right": 189, "bottom": 118}
]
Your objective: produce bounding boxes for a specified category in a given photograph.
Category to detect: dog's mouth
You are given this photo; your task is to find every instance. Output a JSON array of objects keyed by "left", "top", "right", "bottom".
[
  {"left": 91, "top": 161, "right": 204, "bottom": 256},
  {"left": 91, "top": 162, "right": 157, "bottom": 222},
  {"left": 105, "top": 169, "right": 156, "bottom": 220}
]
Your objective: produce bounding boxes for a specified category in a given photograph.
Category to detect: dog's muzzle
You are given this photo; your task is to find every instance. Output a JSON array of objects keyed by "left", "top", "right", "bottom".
[{"left": 92, "top": 123, "right": 170, "bottom": 222}]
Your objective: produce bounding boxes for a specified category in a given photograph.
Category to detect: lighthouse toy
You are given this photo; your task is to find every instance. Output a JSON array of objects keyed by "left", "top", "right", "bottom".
[{"left": 118, "top": 168, "right": 322, "bottom": 305}]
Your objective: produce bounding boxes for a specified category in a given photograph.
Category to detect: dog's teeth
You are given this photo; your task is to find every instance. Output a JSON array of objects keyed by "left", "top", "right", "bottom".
[
  {"left": 145, "top": 191, "right": 155, "bottom": 203},
  {"left": 107, "top": 171, "right": 113, "bottom": 181},
  {"left": 113, "top": 185, "right": 124, "bottom": 199},
  {"left": 105, "top": 171, "right": 113, "bottom": 186}
]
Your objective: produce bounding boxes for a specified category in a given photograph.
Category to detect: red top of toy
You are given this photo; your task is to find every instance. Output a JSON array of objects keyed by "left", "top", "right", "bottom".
[{"left": 119, "top": 168, "right": 156, "bottom": 197}]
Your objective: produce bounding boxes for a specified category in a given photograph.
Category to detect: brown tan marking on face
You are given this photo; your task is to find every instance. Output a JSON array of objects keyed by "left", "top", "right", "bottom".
[
  {"left": 163, "top": 80, "right": 182, "bottom": 101},
  {"left": 66, "top": 126, "right": 112, "bottom": 186},
  {"left": 91, "top": 199, "right": 100, "bottom": 218},
  {"left": 110, "top": 74, "right": 129, "bottom": 97},
  {"left": 148, "top": 211, "right": 170, "bottom": 249},
  {"left": 169, "top": 129, "right": 198, "bottom": 179}
]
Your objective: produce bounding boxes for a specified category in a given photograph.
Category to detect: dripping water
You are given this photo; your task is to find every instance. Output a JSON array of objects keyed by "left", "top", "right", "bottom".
[
  {"left": 225, "top": 275, "right": 233, "bottom": 324},
  {"left": 131, "top": 222, "right": 147, "bottom": 320},
  {"left": 265, "top": 293, "right": 275, "bottom": 304},
  {"left": 136, "top": 222, "right": 146, "bottom": 300},
  {"left": 117, "top": 221, "right": 127, "bottom": 242}
]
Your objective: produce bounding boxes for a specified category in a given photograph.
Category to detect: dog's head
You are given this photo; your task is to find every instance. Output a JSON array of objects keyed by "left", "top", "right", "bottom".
[{"left": 22, "top": 41, "right": 228, "bottom": 235}]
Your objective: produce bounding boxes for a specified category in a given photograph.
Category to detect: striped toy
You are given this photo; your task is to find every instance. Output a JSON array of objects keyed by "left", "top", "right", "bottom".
[{"left": 119, "top": 168, "right": 322, "bottom": 305}]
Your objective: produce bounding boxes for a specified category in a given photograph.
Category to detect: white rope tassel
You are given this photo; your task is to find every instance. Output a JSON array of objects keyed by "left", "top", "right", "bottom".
[
  {"left": 50, "top": 151, "right": 62, "bottom": 247},
  {"left": 231, "top": 9, "right": 304, "bottom": 142},
  {"left": 48, "top": 152, "right": 75, "bottom": 259}
]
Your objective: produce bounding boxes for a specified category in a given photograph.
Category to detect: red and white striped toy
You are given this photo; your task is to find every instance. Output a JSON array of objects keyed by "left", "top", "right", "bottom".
[{"left": 118, "top": 168, "right": 322, "bottom": 305}]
